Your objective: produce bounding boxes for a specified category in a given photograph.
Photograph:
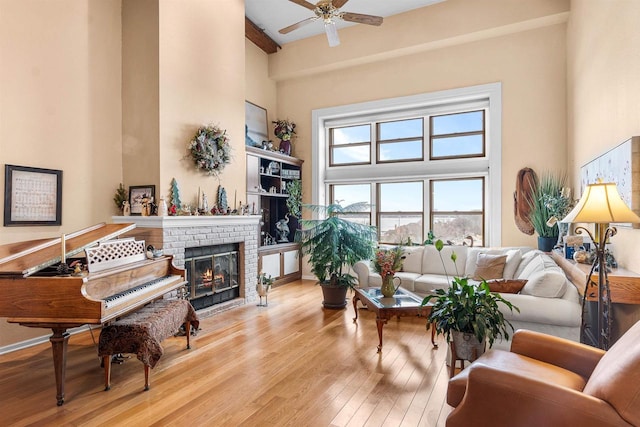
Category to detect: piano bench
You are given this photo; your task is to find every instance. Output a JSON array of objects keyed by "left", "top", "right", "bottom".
[{"left": 98, "top": 299, "right": 199, "bottom": 392}]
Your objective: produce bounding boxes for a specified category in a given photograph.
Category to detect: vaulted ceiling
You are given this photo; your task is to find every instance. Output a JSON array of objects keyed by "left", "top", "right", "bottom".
[{"left": 245, "top": 0, "right": 445, "bottom": 53}]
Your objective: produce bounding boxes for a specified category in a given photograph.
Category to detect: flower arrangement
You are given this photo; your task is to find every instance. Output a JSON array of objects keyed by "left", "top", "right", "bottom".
[
  {"left": 272, "top": 119, "right": 296, "bottom": 141},
  {"left": 373, "top": 246, "right": 405, "bottom": 279},
  {"left": 188, "top": 124, "right": 231, "bottom": 176}
]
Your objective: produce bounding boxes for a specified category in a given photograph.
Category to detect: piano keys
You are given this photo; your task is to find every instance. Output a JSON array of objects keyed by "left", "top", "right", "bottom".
[{"left": 0, "top": 223, "right": 187, "bottom": 406}]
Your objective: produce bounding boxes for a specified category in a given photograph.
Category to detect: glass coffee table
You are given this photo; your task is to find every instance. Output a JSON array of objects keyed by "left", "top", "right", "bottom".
[{"left": 353, "top": 286, "right": 436, "bottom": 353}]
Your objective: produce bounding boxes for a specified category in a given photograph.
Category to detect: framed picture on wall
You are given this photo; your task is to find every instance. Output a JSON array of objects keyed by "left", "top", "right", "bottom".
[
  {"left": 245, "top": 101, "right": 268, "bottom": 147},
  {"left": 580, "top": 136, "right": 640, "bottom": 228},
  {"left": 3, "top": 164, "right": 63, "bottom": 226},
  {"left": 129, "top": 185, "right": 155, "bottom": 216}
]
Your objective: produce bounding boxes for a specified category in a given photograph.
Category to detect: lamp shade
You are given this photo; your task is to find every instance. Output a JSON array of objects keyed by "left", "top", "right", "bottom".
[{"left": 561, "top": 181, "right": 640, "bottom": 224}]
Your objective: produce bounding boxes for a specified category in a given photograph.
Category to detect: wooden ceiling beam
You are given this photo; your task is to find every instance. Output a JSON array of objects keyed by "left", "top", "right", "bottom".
[{"left": 245, "top": 17, "right": 281, "bottom": 54}]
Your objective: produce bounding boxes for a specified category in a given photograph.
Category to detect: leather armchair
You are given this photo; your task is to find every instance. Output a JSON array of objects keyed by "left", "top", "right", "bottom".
[{"left": 446, "top": 320, "right": 640, "bottom": 427}]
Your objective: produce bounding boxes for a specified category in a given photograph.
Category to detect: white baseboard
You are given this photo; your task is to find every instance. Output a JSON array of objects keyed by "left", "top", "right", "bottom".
[{"left": 0, "top": 325, "right": 93, "bottom": 355}]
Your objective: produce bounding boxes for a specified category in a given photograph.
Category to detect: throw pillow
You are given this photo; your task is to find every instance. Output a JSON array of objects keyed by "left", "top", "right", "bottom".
[
  {"left": 487, "top": 279, "right": 528, "bottom": 294},
  {"left": 472, "top": 253, "right": 507, "bottom": 281},
  {"left": 502, "top": 249, "right": 523, "bottom": 280},
  {"left": 520, "top": 269, "right": 567, "bottom": 298}
]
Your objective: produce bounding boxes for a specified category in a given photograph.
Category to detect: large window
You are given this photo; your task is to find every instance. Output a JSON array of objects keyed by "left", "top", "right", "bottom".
[
  {"left": 378, "top": 182, "right": 423, "bottom": 244},
  {"left": 377, "top": 118, "right": 423, "bottom": 163},
  {"left": 430, "top": 110, "right": 485, "bottom": 159},
  {"left": 431, "top": 178, "right": 484, "bottom": 246},
  {"left": 314, "top": 83, "right": 502, "bottom": 246},
  {"left": 330, "top": 125, "right": 370, "bottom": 166}
]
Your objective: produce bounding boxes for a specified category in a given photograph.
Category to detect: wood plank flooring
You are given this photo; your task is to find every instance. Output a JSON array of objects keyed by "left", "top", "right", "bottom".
[{"left": 0, "top": 280, "right": 452, "bottom": 426}]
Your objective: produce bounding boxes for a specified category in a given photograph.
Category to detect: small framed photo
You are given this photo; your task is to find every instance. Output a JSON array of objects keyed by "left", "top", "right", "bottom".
[
  {"left": 129, "top": 185, "right": 155, "bottom": 215},
  {"left": 245, "top": 100, "right": 268, "bottom": 147},
  {"left": 4, "top": 164, "right": 62, "bottom": 226}
]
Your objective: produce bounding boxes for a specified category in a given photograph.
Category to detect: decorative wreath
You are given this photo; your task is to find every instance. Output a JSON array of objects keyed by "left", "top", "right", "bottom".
[{"left": 188, "top": 124, "right": 231, "bottom": 176}]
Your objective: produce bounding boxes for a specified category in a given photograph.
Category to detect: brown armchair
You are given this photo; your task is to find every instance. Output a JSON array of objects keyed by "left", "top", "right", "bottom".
[{"left": 446, "top": 320, "right": 640, "bottom": 427}]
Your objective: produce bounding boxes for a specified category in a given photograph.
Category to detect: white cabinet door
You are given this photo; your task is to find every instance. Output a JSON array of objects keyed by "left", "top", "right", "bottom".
[
  {"left": 261, "top": 253, "right": 281, "bottom": 278},
  {"left": 283, "top": 249, "right": 300, "bottom": 276}
]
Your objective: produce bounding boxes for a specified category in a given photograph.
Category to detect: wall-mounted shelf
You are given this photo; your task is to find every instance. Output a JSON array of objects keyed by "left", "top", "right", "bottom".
[{"left": 246, "top": 146, "right": 303, "bottom": 286}]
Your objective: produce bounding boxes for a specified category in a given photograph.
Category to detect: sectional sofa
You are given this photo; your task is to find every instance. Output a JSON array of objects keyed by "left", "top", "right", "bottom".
[{"left": 352, "top": 245, "right": 582, "bottom": 349}]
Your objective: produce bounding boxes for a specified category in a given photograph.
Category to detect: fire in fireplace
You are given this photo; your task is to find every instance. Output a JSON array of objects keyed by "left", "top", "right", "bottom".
[{"left": 184, "top": 243, "right": 240, "bottom": 310}]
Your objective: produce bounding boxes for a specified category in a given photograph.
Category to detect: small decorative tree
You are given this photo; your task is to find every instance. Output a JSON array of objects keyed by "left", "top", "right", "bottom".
[
  {"left": 217, "top": 185, "right": 228, "bottom": 212},
  {"left": 170, "top": 178, "right": 182, "bottom": 215},
  {"left": 113, "top": 183, "right": 127, "bottom": 213}
]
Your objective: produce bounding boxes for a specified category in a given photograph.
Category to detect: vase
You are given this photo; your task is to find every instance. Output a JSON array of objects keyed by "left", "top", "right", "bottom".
[
  {"left": 380, "top": 275, "right": 400, "bottom": 298},
  {"left": 278, "top": 139, "right": 291, "bottom": 156}
]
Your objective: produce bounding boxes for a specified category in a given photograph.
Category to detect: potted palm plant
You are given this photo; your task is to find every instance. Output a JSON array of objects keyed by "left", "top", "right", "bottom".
[
  {"left": 295, "top": 202, "right": 377, "bottom": 309},
  {"left": 422, "top": 240, "right": 518, "bottom": 363},
  {"left": 528, "top": 171, "right": 572, "bottom": 251}
]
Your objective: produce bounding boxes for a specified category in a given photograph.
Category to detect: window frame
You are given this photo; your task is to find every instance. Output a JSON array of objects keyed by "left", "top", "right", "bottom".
[
  {"left": 328, "top": 125, "right": 372, "bottom": 167},
  {"left": 312, "top": 83, "right": 502, "bottom": 247},
  {"left": 429, "top": 110, "right": 486, "bottom": 160},
  {"left": 429, "top": 177, "right": 486, "bottom": 245}
]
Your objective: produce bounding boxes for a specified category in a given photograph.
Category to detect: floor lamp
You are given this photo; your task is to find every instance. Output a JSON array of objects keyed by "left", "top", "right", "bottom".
[{"left": 561, "top": 180, "right": 640, "bottom": 350}]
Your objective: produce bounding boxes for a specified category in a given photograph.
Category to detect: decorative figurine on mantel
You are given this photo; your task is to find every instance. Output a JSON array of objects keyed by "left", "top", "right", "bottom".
[{"left": 122, "top": 201, "right": 131, "bottom": 216}]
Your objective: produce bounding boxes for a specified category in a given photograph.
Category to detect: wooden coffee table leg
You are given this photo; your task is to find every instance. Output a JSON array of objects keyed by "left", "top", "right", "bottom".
[{"left": 376, "top": 317, "right": 388, "bottom": 352}]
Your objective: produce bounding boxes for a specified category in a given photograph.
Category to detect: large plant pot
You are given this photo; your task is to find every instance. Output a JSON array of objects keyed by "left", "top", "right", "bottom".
[
  {"left": 320, "top": 283, "right": 348, "bottom": 309},
  {"left": 451, "top": 331, "right": 486, "bottom": 362},
  {"left": 537, "top": 236, "right": 557, "bottom": 252}
]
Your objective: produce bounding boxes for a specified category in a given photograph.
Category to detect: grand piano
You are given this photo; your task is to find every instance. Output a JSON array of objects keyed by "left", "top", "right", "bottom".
[{"left": 0, "top": 222, "right": 187, "bottom": 406}]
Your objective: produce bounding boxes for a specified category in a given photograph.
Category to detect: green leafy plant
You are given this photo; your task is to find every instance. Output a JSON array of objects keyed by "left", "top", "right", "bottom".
[
  {"left": 528, "top": 172, "right": 571, "bottom": 238},
  {"left": 421, "top": 240, "right": 518, "bottom": 347},
  {"left": 285, "top": 179, "right": 302, "bottom": 218},
  {"left": 295, "top": 202, "right": 377, "bottom": 288}
]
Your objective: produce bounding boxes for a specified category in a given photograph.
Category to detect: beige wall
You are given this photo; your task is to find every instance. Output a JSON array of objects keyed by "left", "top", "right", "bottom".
[
  {"left": 0, "top": 0, "right": 123, "bottom": 345},
  {"left": 157, "top": 0, "right": 246, "bottom": 210},
  {"left": 122, "top": 0, "right": 160, "bottom": 191},
  {"left": 273, "top": 0, "right": 570, "bottom": 249},
  {"left": 567, "top": 0, "right": 640, "bottom": 274},
  {"left": 246, "top": 39, "right": 278, "bottom": 141}
]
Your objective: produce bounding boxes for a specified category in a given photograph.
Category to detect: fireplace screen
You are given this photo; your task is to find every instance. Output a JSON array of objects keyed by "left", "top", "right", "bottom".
[{"left": 185, "top": 244, "right": 240, "bottom": 310}]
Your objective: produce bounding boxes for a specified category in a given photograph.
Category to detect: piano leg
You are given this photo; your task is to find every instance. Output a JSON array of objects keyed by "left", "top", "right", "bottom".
[{"left": 50, "top": 327, "right": 70, "bottom": 406}]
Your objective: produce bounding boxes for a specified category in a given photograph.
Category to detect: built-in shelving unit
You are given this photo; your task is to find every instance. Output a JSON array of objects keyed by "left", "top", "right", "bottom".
[{"left": 246, "top": 146, "right": 303, "bottom": 286}]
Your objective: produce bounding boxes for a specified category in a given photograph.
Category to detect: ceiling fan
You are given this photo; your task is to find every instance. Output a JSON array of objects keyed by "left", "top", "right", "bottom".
[{"left": 279, "top": 0, "right": 383, "bottom": 47}]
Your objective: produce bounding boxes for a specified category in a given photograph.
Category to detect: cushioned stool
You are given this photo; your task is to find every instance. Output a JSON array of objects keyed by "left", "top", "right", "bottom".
[{"left": 98, "top": 299, "right": 199, "bottom": 391}]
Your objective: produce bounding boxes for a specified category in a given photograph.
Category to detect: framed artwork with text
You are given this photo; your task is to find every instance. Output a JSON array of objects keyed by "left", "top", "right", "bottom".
[{"left": 3, "top": 164, "right": 62, "bottom": 226}]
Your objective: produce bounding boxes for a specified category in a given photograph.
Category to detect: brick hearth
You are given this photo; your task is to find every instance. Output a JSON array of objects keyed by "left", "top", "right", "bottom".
[{"left": 112, "top": 215, "right": 261, "bottom": 312}]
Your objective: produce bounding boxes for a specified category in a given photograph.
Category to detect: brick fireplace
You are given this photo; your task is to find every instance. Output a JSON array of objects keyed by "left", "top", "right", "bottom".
[{"left": 112, "top": 215, "right": 261, "bottom": 314}]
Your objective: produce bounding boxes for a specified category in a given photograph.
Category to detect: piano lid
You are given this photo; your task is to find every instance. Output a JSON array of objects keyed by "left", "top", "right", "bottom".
[{"left": 0, "top": 222, "right": 137, "bottom": 277}]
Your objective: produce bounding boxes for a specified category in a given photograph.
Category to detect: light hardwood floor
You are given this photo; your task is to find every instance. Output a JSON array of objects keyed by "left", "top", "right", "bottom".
[{"left": 0, "top": 280, "right": 452, "bottom": 426}]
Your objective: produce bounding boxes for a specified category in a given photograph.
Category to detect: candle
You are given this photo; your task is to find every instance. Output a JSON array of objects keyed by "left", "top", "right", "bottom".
[{"left": 61, "top": 234, "right": 66, "bottom": 264}]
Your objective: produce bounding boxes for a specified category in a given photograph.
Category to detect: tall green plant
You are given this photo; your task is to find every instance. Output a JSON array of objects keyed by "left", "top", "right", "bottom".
[
  {"left": 528, "top": 172, "right": 569, "bottom": 238},
  {"left": 295, "top": 202, "right": 377, "bottom": 288}
]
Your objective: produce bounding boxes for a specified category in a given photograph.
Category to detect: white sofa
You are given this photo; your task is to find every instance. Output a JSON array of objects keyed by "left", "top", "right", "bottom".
[{"left": 352, "top": 245, "right": 582, "bottom": 350}]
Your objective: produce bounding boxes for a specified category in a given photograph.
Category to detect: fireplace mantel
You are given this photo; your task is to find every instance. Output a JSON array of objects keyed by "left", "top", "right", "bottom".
[
  {"left": 112, "top": 215, "right": 261, "bottom": 312},
  {"left": 112, "top": 215, "right": 261, "bottom": 228}
]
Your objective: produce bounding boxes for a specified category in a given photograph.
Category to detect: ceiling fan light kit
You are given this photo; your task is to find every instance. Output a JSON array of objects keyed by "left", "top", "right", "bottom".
[{"left": 280, "top": 0, "right": 383, "bottom": 47}]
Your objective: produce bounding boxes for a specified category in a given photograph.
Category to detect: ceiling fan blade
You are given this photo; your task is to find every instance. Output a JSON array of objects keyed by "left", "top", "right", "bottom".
[
  {"left": 279, "top": 16, "right": 319, "bottom": 34},
  {"left": 288, "top": 0, "right": 317, "bottom": 11},
  {"left": 341, "top": 12, "right": 383, "bottom": 26},
  {"left": 332, "top": 0, "right": 350, "bottom": 8}
]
